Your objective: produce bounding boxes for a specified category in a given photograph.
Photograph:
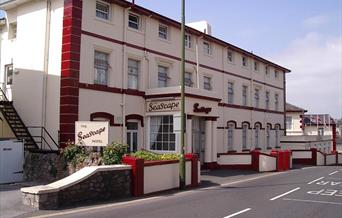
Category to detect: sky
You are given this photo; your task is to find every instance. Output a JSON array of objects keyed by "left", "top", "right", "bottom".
[{"left": 0, "top": 1, "right": 341, "bottom": 118}]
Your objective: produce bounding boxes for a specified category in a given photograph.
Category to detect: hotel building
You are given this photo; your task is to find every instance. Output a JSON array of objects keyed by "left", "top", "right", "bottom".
[{"left": 0, "top": 0, "right": 290, "bottom": 166}]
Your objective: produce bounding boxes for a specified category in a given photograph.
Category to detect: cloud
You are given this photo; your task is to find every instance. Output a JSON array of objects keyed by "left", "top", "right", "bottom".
[
  {"left": 270, "top": 32, "right": 342, "bottom": 118},
  {"left": 303, "top": 15, "right": 329, "bottom": 28}
]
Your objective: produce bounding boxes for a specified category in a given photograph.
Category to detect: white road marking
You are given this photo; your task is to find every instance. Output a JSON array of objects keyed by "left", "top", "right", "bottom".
[
  {"left": 223, "top": 208, "right": 252, "bottom": 218},
  {"left": 308, "top": 177, "right": 324, "bottom": 184},
  {"left": 283, "top": 198, "right": 342, "bottom": 205},
  {"left": 329, "top": 171, "right": 339, "bottom": 176},
  {"left": 270, "top": 187, "right": 301, "bottom": 201},
  {"left": 302, "top": 167, "right": 317, "bottom": 170}
]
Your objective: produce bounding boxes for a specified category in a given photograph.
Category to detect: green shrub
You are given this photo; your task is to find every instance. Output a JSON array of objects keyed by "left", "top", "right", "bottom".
[
  {"left": 102, "top": 142, "right": 128, "bottom": 165},
  {"left": 61, "top": 142, "right": 88, "bottom": 167},
  {"left": 131, "top": 150, "right": 180, "bottom": 161}
]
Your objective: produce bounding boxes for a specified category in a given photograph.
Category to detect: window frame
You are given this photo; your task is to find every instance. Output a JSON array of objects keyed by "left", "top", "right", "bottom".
[
  {"left": 150, "top": 115, "right": 176, "bottom": 152},
  {"left": 242, "top": 56, "right": 248, "bottom": 67},
  {"left": 157, "top": 65, "right": 169, "bottom": 88},
  {"left": 5, "top": 64, "right": 14, "bottom": 85},
  {"left": 227, "top": 123, "right": 234, "bottom": 151},
  {"left": 254, "top": 124, "right": 260, "bottom": 148},
  {"left": 185, "top": 72, "right": 193, "bottom": 87},
  {"left": 158, "top": 24, "right": 168, "bottom": 40},
  {"left": 185, "top": 33, "right": 192, "bottom": 48},
  {"left": 227, "top": 50, "right": 234, "bottom": 63},
  {"left": 254, "top": 88, "right": 260, "bottom": 108},
  {"left": 203, "top": 76, "right": 212, "bottom": 91},
  {"left": 94, "top": 50, "right": 110, "bottom": 86},
  {"left": 254, "top": 61, "right": 259, "bottom": 71},
  {"left": 242, "top": 85, "right": 248, "bottom": 106},
  {"left": 227, "top": 82, "right": 234, "bottom": 104},
  {"left": 242, "top": 124, "right": 248, "bottom": 149},
  {"left": 266, "top": 125, "right": 271, "bottom": 148},
  {"left": 265, "top": 91, "right": 270, "bottom": 110},
  {"left": 95, "top": 1, "right": 110, "bottom": 21},
  {"left": 275, "top": 93, "right": 279, "bottom": 111},
  {"left": 203, "top": 41, "right": 211, "bottom": 55},
  {"left": 127, "top": 58, "right": 140, "bottom": 90},
  {"left": 128, "top": 12, "right": 140, "bottom": 30}
]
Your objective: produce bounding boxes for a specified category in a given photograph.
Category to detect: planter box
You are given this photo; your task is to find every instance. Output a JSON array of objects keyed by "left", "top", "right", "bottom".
[{"left": 123, "top": 154, "right": 200, "bottom": 196}]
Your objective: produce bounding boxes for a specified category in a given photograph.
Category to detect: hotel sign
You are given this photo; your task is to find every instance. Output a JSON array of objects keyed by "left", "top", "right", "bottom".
[
  {"left": 146, "top": 100, "right": 181, "bottom": 112},
  {"left": 75, "top": 121, "right": 109, "bottom": 146}
]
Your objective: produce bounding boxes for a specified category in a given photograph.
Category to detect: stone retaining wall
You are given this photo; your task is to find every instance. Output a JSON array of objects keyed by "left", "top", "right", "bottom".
[{"left": 22, "top": 167, "right": 131, "bottom": 210}]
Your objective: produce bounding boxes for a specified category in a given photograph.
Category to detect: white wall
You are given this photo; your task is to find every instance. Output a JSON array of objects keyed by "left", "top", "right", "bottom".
[
  {"left": 292, "top": 151, "right": 312, "bottom": 159},
  {"left": 259, "top": 154, "right": 277, "bottom": 172},
  {"left": 143, "top": 161, "right": 191, "bottom": 194},
  {"left": 325, "top": 154, "right": 336, "bottom": 165},
  {"left": 217, "top": 154, "right": 252, "bottom": 165},
  {"left": 316, "top": 152, "right": 325, "bottom": 166}
]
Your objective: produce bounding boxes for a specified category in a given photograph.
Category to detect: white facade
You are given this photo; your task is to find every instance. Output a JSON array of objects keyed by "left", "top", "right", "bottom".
[
  {"left": 0, "top": 0, "right": 290, "bottom": 164},
  {"left": 281, "top": 104, "right": 334, "bottom": 152}
]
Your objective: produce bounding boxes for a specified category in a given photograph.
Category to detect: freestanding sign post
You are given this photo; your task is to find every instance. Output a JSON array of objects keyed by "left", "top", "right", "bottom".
[{"left": 75, "top": 121, "right": 109, "bottom": 147}]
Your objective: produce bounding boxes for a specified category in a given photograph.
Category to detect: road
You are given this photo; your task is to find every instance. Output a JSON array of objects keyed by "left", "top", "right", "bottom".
[{"left": 24, "top": 166, "right": 342, "bottom": 218}]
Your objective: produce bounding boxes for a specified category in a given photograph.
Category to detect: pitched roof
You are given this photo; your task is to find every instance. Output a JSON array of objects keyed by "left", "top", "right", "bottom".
[{"left": 286, "top": 103, "right": 307, "bottom": 113}]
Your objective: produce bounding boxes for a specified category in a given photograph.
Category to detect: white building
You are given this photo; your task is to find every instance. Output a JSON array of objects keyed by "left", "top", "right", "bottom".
[
  {"left": 281, "top": 103, "right": 336, "bottom": 153},
  {"left": 0, "top": 0, "right": 290, "bottom": 166}
]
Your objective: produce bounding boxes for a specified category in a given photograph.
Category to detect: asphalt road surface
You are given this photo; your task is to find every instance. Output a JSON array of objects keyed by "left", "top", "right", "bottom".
[{"left": 24, "top": 166, "right": 342, "bottom": 218}]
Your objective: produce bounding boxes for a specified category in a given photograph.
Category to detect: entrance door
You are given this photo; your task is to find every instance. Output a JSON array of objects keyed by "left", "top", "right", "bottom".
[
  {"left": 127, "top": 122, "right": 138, "bottom": 152},
  {"left": 192, "top": 117, "right": 205, "bottom": 163}
]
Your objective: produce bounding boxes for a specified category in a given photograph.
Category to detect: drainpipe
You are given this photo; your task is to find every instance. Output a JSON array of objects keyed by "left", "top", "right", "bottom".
[
  {"left": 121, "top": 7, "right": 128, "bottom": 144},
  {"left": 195, "top": 35, "right": 202, "bottom": 89},
  {"left": 250, "top": 55, "right": 254, "bottom": 150},
  {"left": 42, "top": 0, "right": 52, "bottom": 148}
]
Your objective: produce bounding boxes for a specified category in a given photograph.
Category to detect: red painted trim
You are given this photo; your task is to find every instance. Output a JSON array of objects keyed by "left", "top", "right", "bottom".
[
  {"left": 126, "top": 114, "right": 144, "bottom": 127},
  {"left": 332, "top": 124, "right": 337, "bottom": 152},
  {"left": 145, "top": 93, "right": 222, "bottom": 102},
  {"left": 60, "top": 0, "right": 82, "bottom": 147},
  {"left": 122, "top": 155, "right": 144, "bottom": 197},
  {"left": 81, "top": 30, "right": 286, "bottom": 91},
  {"left": 251, "top": 150, "right": 260, "bottom": 172},
  {"left": 90, "top": 112, "right": 115, "bottom": 126}
]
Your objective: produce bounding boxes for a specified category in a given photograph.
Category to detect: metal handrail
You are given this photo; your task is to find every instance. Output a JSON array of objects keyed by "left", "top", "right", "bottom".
[
  {"left": 27, "top": 126, "right": 59, "bottom": 150},
  {"left": 0, "top": 87, "right": 9, "bottom": 102}
]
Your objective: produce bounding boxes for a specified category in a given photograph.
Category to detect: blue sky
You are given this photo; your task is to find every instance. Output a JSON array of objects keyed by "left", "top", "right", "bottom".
[{"left": 1, "top": 1, "right": 341, "bottom": 118}]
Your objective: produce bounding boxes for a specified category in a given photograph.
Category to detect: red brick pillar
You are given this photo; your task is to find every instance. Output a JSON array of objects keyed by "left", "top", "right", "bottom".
[
  {"left": 60, "top": 0, "right": 83, "bottom": 147},
  {"left": 185, "top": 153, "right": 199, "bottom": 187},
  {"left": 122, "top": 156, "right": 144, "bottom": 196}
]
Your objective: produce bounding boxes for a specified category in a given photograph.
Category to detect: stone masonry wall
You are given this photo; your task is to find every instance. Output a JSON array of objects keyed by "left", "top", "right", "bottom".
[{"left": 22, "top": 169, "right": 132, "bottom": 210}]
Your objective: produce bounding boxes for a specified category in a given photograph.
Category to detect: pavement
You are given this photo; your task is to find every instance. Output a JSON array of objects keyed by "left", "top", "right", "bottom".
[
  {"left": 0, "top": 182, "right": 39, "bottom": 218},
  {"left": 2, "top": 165, "right": 342, "bottom": 218}
]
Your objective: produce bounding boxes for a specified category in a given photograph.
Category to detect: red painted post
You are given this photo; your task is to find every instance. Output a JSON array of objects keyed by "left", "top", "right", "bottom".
[
  {"left": 332, "top": 124, "right": 337, "bottom": 152},
  {"left": 185, "top": 153, "right": 199, "bottom": 187},
  {"left": 251, "top": 150, "right": 260, "bottom": 172},
  {"left": 122, "top": 155, "right": 144, "bottom": 196}
]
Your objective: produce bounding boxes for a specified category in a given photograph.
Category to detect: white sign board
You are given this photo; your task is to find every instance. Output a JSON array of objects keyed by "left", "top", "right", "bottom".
[
  {"left": 146, "top": 100, "right": 181, "bottom": 112},
  {"left": 75, "top": 121, "right": 109, "bottom": 146}
]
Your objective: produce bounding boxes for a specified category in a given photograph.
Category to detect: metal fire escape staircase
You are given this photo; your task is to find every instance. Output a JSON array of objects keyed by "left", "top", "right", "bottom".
[{"left": 0, "top": 88, "right": 59, "bottom": 152}]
